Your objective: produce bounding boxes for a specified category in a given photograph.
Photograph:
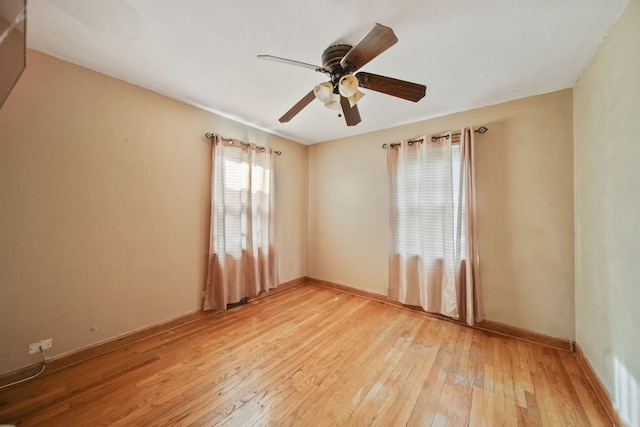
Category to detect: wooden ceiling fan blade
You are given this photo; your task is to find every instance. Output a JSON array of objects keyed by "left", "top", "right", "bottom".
[
  {"left": 340, "top": 23, "right": 398, "bottom": 72},
  {"left": 340, "top": 96, "right": 361, "bottom": 126},
  {"left": 257, "top": 55, "right": 329, "bottom": 74},
  {"left": 279, "top": 90, "right": 316, "bottom": 123},
  {"left": 356, "top": 72, "right": 426, "bottom": 102}
]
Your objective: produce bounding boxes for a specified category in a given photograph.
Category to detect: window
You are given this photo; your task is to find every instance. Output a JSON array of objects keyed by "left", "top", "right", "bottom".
[
  {"left": 204, "top": 137, "right": 279, "bottom": 311},
  {"left": 213, "top": 149, "right": 270, "bottom": 259},
  {"left": 387, "top": 137, "right": 462, "bottom": 315},
  {"left": 387, "top": 128, "right": 482, "bottom": 324},
  {"left": 391, "top": 141, "right": 464, "bottom": 259}
]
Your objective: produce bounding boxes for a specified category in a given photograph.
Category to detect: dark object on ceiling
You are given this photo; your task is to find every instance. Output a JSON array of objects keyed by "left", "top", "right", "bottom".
[{"left": 258, "top": 23, "right": 427, "bottom": 127}]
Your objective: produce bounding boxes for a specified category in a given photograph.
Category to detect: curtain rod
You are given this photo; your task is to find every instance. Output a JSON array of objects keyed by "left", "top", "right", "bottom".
[
  {"left": 205, "top": 132, "right": 282, "bottom": 156},
  {"left": 381, "top": 126, "right": 488, "bottom": 150}
]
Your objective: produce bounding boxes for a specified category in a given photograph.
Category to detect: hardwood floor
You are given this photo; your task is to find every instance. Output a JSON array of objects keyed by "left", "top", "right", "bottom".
[{"left": 0, "top": 285, "right": 611, "bottom": 426}]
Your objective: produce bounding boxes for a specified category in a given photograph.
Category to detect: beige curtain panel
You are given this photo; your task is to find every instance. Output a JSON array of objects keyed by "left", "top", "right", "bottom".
[
  {"left": 203, "top": 136, "right": 279, "bottom": 311},
  {"left": 459, "top": 128, "right": 483, "bottom": 325},
  {"left": 387, "top": 127, "right": 483, "bottom": 325}
]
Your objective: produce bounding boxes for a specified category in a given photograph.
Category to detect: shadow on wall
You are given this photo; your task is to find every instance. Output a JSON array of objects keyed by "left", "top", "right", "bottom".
[{"left": 615, "top": 357, "right": 639, "bottom": 427}]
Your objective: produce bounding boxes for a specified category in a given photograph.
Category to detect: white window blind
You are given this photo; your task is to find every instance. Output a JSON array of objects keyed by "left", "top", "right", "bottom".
[
  {"left": 392, "top": 142, "right": 463, "bottom": 259},
  {"left": 212, "top": 145, "right": 271, "bottom": 259}
]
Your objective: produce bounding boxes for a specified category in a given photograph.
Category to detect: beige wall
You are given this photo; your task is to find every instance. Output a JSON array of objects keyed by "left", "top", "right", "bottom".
[
  {"left": 574, "top": 0, "right": 640, "bottom": 423},
  {"left": 308, "top": 89, "right": 575, "bottom": 340},
  {"left": 0, "top": 50, "right": 307, "bottom": 374}
]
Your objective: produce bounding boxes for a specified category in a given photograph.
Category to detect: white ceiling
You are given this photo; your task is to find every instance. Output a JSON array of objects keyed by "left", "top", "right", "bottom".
[{"left": 27, "top": 0, "right": 627, "bottom": 145}]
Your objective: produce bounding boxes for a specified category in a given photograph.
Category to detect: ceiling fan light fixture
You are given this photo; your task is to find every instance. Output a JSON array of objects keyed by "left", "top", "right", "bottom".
[
  {"left": 338, "top": 74, "right": 365, "bottom": 106},
  {"left": 313, "top": 82, "right": 333, "bottom": 104},
  {"left": 347, "top": 89, "right": 364, "bottom": 107},
  {"left": 324, "top": 92, "right": 341, "bottom": 110},
  {"left": 338, "top": 75, "right": 359, "bottom": 97}
]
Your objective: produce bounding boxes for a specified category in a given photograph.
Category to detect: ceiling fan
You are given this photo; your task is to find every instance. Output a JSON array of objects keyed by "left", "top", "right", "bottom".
[{"left": 258, "top": 23, "right": 427, "bottom": 127}]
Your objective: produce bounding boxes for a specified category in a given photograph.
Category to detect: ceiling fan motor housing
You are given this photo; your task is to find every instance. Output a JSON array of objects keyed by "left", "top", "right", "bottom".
[{"left": 322, "top": 44, "right": 353, "bottom": 91}]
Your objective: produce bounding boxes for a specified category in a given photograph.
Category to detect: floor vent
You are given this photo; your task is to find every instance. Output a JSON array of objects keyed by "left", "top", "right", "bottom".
[{"left": 226, "top": 297, "right": 247, "bottom": 310}]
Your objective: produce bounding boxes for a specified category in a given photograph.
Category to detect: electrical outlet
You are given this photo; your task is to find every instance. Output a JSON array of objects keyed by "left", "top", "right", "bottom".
[{"left": 28, "top": 342, "right": 41, "bottom": 354}]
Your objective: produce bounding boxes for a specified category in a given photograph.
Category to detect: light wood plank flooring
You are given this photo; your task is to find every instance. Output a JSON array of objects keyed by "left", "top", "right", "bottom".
[{"left": 0, "top": 284, "right": 611, "bottom": 426}]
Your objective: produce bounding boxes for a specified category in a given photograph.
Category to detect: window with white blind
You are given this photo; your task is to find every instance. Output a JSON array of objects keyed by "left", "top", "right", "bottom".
[
  {"left": 212, "top": 146, "right": 271, "bottom": 259},
  {"left": 392, "top": 142, "right": 464, "bottom": 258},
  {"left": 387, "top": 128, "right": 483, "bottom": 324},
  {"left": 204, "top": 137, "right": 279, "bottom": 311}
]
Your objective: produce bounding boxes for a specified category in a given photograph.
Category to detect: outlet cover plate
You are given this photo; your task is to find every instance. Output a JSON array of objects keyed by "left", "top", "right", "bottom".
[
  {"left": 41, "top": 338, "right": 52, "bottom": 350},
  {"left": 28, "top": 342, "right": 41, "bottom": 354},
  {"left": 28, "top": 338, "right": 52, "bottom": 354}
]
